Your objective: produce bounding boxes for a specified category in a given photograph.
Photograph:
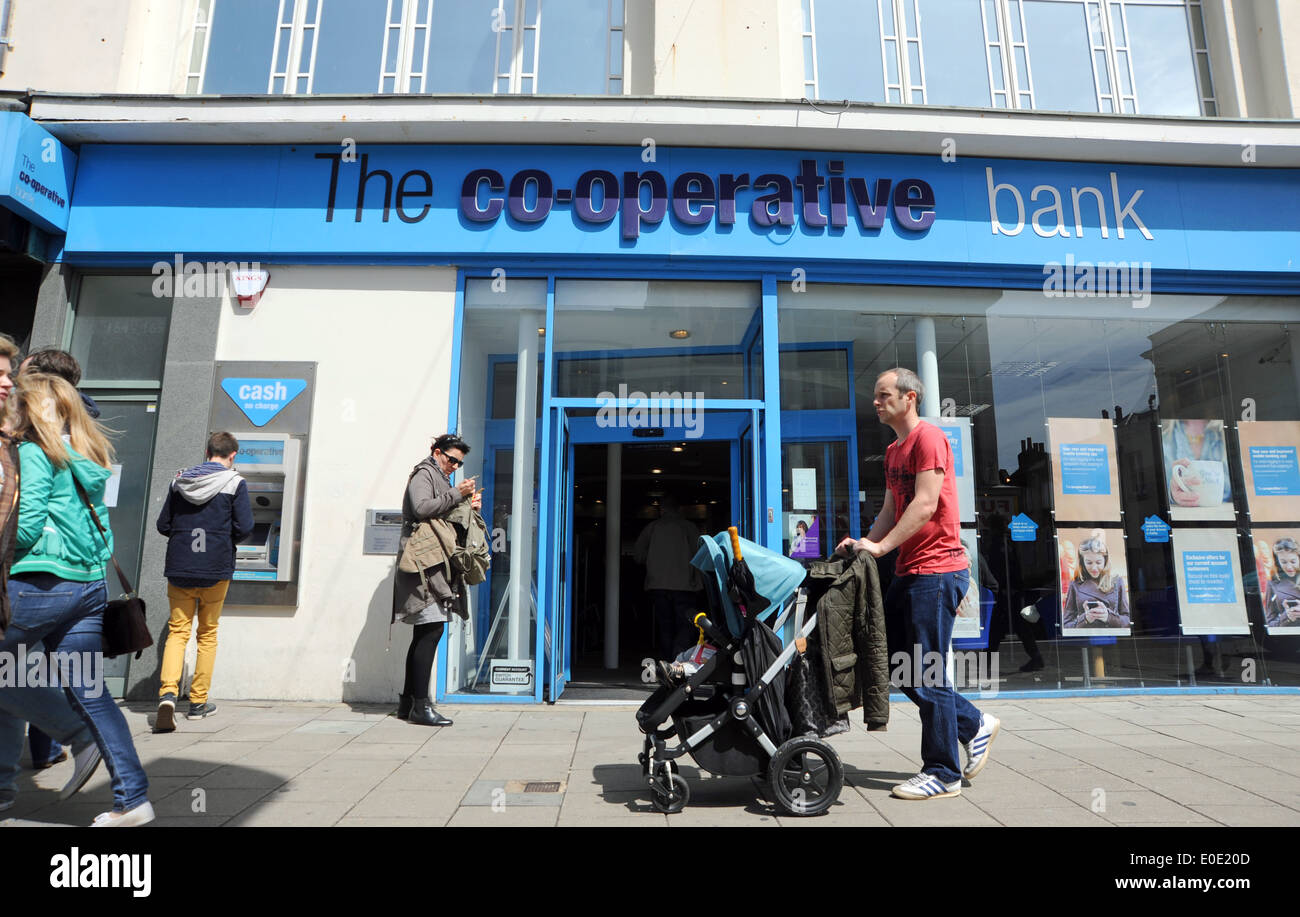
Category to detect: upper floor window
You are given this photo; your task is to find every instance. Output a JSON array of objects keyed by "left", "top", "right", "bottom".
[
  {"left": 802, "top": 0, "right": 1215, "bottom": 116},
  {"left": 190, "top": 0, "right": 625, "bottom": 96}
]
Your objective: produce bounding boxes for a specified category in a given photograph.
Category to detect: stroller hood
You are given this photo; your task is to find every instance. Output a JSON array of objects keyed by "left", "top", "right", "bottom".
[{"left": 691, "top": 532, "right": 807, "bottom": 636}]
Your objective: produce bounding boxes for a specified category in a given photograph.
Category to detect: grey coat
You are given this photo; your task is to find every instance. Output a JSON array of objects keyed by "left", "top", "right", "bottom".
[{"left": 392, "top": 456, "right": 468, "bottom": 624}]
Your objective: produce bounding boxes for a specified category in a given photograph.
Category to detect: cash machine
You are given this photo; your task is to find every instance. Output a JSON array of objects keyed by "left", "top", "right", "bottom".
[
  {"left": 231, "top": 434, "right": 302, "bottom": 583},
  {"left": 210, "top": 362, "right": 314, "bottom": 608}
]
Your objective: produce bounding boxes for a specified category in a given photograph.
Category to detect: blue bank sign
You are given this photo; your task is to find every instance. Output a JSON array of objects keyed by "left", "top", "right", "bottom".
[
  {"left": 222, "top": 378, "right": 307, "bottom": 427},
  {"left": 61, "top": 143, "right": 1299, "bottom": 277},
  {"left": 0, "top": 113, "right": 77, "bottom": 234}
]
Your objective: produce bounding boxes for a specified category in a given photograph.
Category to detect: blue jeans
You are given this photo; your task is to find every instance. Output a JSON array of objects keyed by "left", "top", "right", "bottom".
[
  {"left": 885, "top": 570, "right": 983, "bottom": 784},
  {"left": 0, "top": 574, "right": 150, "bottom": 811}
]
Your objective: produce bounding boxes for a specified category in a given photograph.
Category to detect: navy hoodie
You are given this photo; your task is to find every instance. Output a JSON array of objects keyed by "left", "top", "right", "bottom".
[{"left": 156, "top": 461, "right": 255, "bottom": 585}]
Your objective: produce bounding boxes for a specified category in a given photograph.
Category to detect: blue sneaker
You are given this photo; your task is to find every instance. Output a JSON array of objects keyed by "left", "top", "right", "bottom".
[
  {"left": 963, "top": 714, "right": 1001, "bottom": 780},
  {"left": 891, "top": 772, "right": 961, "bottom": 800}
]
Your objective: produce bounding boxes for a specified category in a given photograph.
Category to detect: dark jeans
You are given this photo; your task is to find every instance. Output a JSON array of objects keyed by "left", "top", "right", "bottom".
[
  {"left": 885, "top": 570, "right": 983, "bottom": 784},
  {"left": 28, "top": 726, "right": 62, "bottom": 767},
  {"left": 649, "top": 589, "right": 699, "bottom": 662}
]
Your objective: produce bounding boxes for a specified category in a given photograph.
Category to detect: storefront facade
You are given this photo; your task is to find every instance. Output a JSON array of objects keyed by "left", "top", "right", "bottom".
[{"left": 27, "top": 114, "right": 1300, "bottom": 703}]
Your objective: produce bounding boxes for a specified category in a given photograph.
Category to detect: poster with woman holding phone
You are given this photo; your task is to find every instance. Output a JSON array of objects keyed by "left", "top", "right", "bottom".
[
  {"left": 1058, "top": 528, "right": 1132, "bottom": 636},
  {"left": 1253, "top": 530, "right": 1300, "bottom": 634}
]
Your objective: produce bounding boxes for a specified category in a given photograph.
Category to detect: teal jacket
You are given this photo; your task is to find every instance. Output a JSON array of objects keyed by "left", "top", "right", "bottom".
[{"left": 11, "top": 441, "right": 113, "bottom": 582}]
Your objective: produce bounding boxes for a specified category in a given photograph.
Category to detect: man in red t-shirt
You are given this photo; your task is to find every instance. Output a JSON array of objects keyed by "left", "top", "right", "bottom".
[{"left": 837, "top": 367, "right": 1000, "bottom": 800}]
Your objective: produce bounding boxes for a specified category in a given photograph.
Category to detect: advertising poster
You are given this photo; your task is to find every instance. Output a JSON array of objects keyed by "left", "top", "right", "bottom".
[
  {"left": 1047, "top": 418, "right": 1122, "bottom": 522},
  {"left": 1171, "top": 529, "right": 1250, "bottom": 635},
  {"left": 953, "top": 530, "right": 983, "bottom": 640},
  {"left": 1238, "top": 421, "right": 1300, "bottom": 523},
  {"left": 1056, "top": 527, "right": 1131, "bottom": 636},
  {"left": 935, "top": 417, "right": 976, "bottom": 523},
  {"left": 1159, "top": 419, "right": 1234, "bottom": 522},
  {"left": 1250, "top": 528, "right": 1300, "bottom": 635},
  {"left": 787, "top": 513, "right": 821, "bottom": 560}
]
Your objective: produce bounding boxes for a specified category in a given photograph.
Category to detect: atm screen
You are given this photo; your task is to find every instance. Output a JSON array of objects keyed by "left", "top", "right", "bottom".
[{"left": 248, "top": 522, "right": 273, "bottom": 546}]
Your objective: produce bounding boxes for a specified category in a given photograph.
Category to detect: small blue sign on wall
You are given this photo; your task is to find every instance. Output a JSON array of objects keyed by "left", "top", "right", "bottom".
[
  {"left": 1142, "top": 515, "right": 1171, "bottom": 543},
  {"left": 1249, "top": 446, "right": 1300, "bottom": 496},
  {"left": 1182, "top": 550, "right": 1237, "bottom": 604},
  {"left": 940, "top": 425, "right": 964, "bottom": 477},
  {"left": 1059, "top": 443, "right": 1110, "bottom": 495},
  {"left": 1010, "top": 513, "right": 1039, "bottom": 542},
  {"left": 221, "top": 378, "right": 307, "bottom": 427}
]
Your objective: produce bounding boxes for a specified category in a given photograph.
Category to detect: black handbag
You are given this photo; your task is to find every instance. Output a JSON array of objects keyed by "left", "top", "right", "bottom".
[{"left": 72, "top": 477, "right": 153, "bottom": 659}]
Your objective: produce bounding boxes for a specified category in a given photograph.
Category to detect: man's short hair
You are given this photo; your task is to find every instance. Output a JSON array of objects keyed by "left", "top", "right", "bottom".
[
  {"left": 23, "top": 349, "right": 82, "bottom": 386},
  {"left": 880, "top": 367, "right": 925, "bottom": 406},
  {"left": 0, "top": 333, "right": 18, "bottom": 363},
  {"left": 207, "top": 432, "right": 239, "bottom": 459},
  {"left": 433, "top": 433, "right": 471, "bottom": 456}
]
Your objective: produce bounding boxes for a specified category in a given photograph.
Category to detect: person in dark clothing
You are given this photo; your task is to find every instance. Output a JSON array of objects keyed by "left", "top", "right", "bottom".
[
  {"left": 20, "top": 348, "right": 103, "bottom": 420},
  {"left": 154, "top": 432, "right": 254, "bottom": 731}
]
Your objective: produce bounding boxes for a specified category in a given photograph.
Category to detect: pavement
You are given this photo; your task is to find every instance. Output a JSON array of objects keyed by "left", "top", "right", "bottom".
[{"left": 3, "top": 693, "right": 1300, "bottom": 827}]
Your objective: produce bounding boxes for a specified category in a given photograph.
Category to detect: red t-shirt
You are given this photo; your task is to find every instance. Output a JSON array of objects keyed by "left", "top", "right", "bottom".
[{"left": 884, "top": 420, "right": 966, "bottom": 575}]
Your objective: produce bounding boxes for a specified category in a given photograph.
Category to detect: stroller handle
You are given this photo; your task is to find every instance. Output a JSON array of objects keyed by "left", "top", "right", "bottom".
[{"left": 692, "top": 612, "right": 730, "bottom": 647}]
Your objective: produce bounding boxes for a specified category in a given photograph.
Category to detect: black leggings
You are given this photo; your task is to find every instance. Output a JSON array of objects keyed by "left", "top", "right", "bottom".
[{"left": 402, "top": 621, "right": 445, "bottom": 699}]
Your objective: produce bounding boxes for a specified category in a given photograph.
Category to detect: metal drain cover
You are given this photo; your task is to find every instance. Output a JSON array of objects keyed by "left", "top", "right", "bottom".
[{"left": 522, "top": 781, "right": 561, "bottom": 793}]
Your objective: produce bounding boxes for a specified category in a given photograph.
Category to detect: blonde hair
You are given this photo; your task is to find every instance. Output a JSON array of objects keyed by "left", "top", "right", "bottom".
[
  {"left": 11, "top": 372, "right": 115, "bottom": 469},
  {"left": 1076, "top": 528, "right": 1116, "bottom": 593}
]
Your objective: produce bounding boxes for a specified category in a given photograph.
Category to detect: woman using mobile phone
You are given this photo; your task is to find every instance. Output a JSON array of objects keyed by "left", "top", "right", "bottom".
[
  {"left": 392, "top": 433, "right": 481, "bottom": 726},
  {"left": 1264, "top": 537, "right": 1300, "bottom": 628},
  {"left": 1061, "top": 529, "right": 1130, "bottom": 629}
]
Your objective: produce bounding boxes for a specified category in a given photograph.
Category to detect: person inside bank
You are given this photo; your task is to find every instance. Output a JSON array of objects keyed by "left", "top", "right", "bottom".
[
  {"left": 1061, "top": 529, "right": 1130, "bottom": 629},
  {"left": 633, "top": 492, "right": 703, "bottom": 663}
]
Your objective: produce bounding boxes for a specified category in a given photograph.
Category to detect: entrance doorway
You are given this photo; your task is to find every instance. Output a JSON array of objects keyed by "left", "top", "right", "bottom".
[
  {"left": 566, "top": 440, "right": 732, "bottom": 696},
  {"left": 546, "top": 408, "right": 762, "bottom": 701}
]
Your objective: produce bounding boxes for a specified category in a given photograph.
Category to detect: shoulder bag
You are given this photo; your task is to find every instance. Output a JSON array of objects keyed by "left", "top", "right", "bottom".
[{"left": 71, "top": 476, "right": 153, "bottom": 659}]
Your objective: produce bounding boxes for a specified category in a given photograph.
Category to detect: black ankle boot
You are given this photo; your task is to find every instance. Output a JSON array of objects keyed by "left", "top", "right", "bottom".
[
  {"left": 407, "top": 697, "right": 452, "bottom": 727},
  {"left": 396, "top": 694, "right": 413, "bottom": 719}
]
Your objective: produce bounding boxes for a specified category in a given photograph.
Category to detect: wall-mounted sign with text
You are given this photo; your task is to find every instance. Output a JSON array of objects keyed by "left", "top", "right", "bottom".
[{"left": 1047, "top": 418, "right": 1121, "bottom": 523}]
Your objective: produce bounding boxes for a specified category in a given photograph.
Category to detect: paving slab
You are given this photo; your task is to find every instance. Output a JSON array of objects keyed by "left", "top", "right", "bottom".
[{"left": 7, "top": 693, "right": 1300, "bottom": 826}]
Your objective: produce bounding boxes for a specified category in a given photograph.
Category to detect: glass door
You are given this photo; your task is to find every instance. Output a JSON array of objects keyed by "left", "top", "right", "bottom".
[
  {"left": 85, "top": 394, "right": 160, "bottom": 698},
  {"left": 546, "top": 409, "right": 573, "bottom": 701},
  {"left": 781, "top": 439, "right": 857, "bottom": 561}
]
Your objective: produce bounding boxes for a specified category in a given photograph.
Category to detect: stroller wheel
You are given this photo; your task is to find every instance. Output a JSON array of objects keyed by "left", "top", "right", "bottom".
[
  {"left": 650, "top": 771, "right": 690, "bottom": 814},
  {"left": 768, "top": 737, "right": 844, "bottom": 817}
]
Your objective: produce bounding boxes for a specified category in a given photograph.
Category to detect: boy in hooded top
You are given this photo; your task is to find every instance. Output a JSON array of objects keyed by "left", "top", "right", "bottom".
[{"left": 154, "top": 432, "right": 254, "bottom": 731}]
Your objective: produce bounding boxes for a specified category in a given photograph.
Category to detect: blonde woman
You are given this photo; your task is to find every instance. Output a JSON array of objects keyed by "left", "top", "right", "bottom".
[
  {"left": 0, "top": 372, "right": 152, "bottom": 825},
  {"left": 1061, "top": 529, "right": 1130, "bottom": 629}
]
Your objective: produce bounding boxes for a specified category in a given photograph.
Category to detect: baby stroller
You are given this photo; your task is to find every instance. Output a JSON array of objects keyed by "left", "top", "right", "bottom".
[{"left": 636, "top": 528, "right": 845, "bottom": 816}]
